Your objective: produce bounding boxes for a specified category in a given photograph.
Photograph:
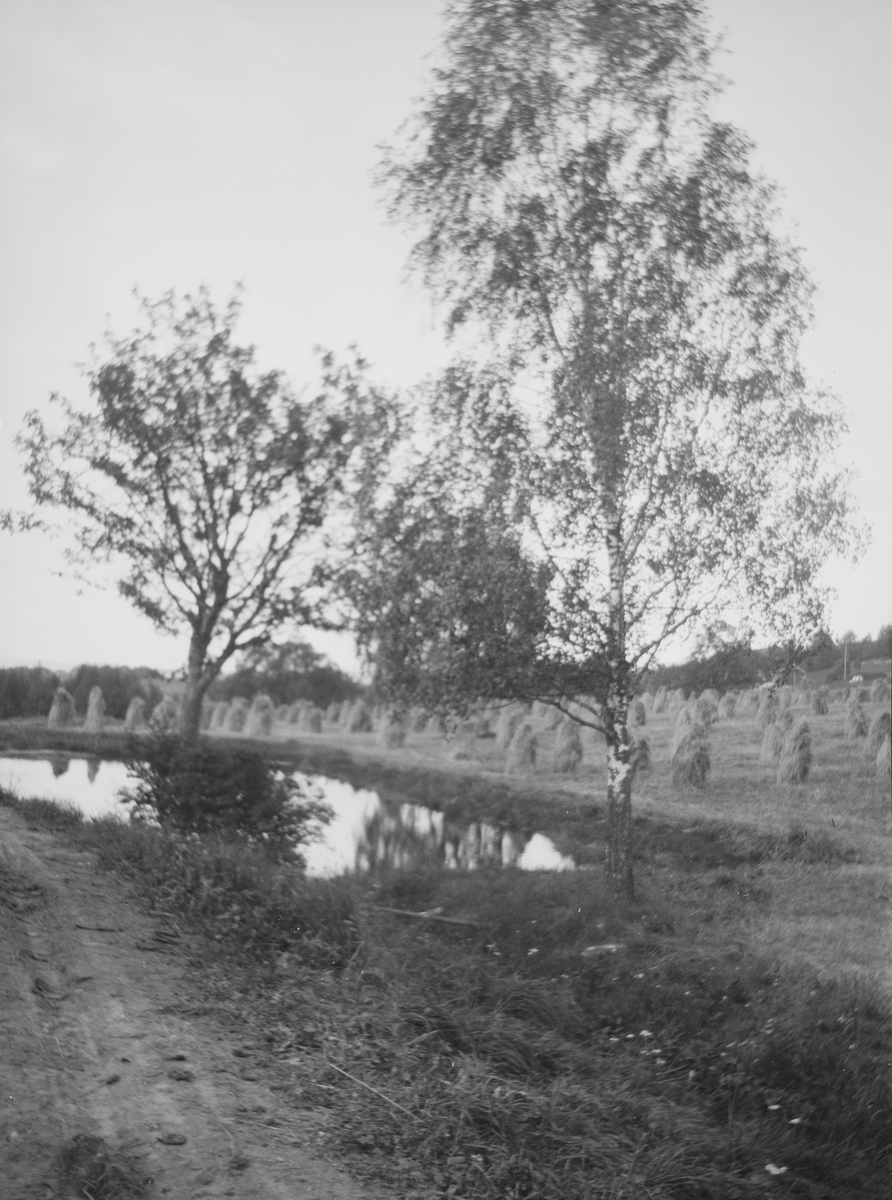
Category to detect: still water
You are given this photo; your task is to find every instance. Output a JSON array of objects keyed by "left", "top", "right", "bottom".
[{"left": 0, "top": 755, "right": 574, "bottom": 877}]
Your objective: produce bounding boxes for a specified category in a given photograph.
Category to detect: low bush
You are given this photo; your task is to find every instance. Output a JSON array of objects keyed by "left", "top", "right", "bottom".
[{"left": 119, "top": 735, "right": 331, "bottom": 861}]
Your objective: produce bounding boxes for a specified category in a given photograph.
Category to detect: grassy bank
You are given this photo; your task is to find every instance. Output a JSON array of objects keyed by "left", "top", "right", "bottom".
[{"left": 3, "top": 783, "right": 889, "bottom": 1199}]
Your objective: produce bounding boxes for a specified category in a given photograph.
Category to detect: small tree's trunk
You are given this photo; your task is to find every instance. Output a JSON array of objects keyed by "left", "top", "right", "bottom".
[
  {"left": 604, "top": 514, "right": 635, "bottom": 900},
  {"left": 179, "top": 631, "right": 213, "bottom": 747},
  {"left": 604, "top": 689, "right": 634, "bottom": 900}
]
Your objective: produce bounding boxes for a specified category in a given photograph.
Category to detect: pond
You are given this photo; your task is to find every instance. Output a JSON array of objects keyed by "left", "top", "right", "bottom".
[{"left": 0, "top": 755, "right": 575, "bottom": 877}]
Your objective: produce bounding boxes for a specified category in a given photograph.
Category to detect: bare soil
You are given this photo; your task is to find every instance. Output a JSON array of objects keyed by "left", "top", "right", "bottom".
[{"left": 0, "top": 804, "right": 389, "bottom": 1200}]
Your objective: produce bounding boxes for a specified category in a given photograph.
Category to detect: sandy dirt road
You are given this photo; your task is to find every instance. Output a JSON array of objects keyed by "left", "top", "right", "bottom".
[{"left": 0, "top": 805, "right": 389, "bottom": 1200}]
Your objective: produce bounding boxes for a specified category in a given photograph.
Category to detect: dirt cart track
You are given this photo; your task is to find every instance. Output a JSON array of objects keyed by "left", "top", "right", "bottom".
[{"left": 0, "top": 806, "right": 387, "bottom": 1199}]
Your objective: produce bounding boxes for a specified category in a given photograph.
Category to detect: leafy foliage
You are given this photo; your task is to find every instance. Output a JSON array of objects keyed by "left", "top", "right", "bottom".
[
  {"left": 0, "top": 667, "right": 60, "bottom": 720},
  {"left": 209, "top": 640, "right": 363, "bottom": 710},
  {"left": 120, "top": 735, "right": 331, "bottom": 861},
  {"left": 16, "top": 287, "right": 398, "bottom": 740},
  {"left": 364, "top": 0, "right": 860, "bottom": 895}
]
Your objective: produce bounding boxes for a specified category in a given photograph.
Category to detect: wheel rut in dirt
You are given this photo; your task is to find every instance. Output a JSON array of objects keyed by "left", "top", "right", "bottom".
[{"left": 0, "top": 806, "right": 388, "bottom": 1199}]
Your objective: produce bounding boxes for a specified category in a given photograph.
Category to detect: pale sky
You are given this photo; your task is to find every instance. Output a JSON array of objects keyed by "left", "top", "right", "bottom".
[{"left": 1, "top": 0, "right": 889, "bottom": 677}]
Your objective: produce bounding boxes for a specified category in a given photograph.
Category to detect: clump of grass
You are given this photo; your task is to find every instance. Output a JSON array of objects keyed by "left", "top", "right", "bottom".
[
  {"left": 505, "top": 722, "right": 537, "bottom": 774},
  {"left": 670, "top": 723, "right": 710, "bottom": 788},
  {"left": 865, "top": 710, "right": 891, "bottom": 758},
  {"left": 47, "top": 686, "right": 77, "bottom": 730},
  {"left": 759, "top": 722, "right": 784, "bottom": 765},
  {"left": 844, "top": 705, "right": 868, "bottom": 740},
  {"left": 244, "top": 693, "right": 274, "bottom": 738},
  {"left": 777, "top": 718, "right": 811, "bottom": 784},
  {"left": 553, "top": 717, "right": 583, "bottom": 773},
  {"left": 58, "top": 1133, "right": 148, "bottom": 1199}
]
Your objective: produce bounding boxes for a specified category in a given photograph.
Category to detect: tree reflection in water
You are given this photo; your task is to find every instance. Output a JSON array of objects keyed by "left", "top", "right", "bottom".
[
  {"left": 50, "top": 755, "right": 70, "bottom": 778},
  {"left": 354, "top": 798, "right": 571, "bottom": 874}
]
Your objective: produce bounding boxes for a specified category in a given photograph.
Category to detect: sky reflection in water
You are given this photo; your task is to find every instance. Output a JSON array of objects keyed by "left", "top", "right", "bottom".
[{"left": 0, "top": 756, "right": 574, "bottom": 876}]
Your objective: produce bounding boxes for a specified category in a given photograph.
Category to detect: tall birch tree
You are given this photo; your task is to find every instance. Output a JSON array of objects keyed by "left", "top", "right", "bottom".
[{"left": 369, "top": 0, "right": 858, "bottom": 897}]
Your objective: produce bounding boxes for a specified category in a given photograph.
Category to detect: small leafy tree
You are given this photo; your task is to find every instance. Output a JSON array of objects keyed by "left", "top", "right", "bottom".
[
  {"left": 16, "top": 287, "right": 396, "bottom": 742},
  {"left": 361, "top": 0, "right": 859, "bottom": 897}
]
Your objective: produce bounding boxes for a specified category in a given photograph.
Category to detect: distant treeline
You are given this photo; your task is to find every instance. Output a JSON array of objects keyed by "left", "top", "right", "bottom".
[
  {"left": 644, "top": 626, "right": 891, "bottom": 696},
  {"left": 0, "top": 663, "right": 163, "bottom": 721}
]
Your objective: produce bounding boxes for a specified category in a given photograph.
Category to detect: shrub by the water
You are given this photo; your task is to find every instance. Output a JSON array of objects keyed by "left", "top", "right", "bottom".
[
  {"left": 812, "top": 689, "right": 829, "bottom": 716},
  {"left": 121, "top": 736, "right": 331, "bottom": 856},
  {"left": 669, "top": 723, "right": 710, "bottom": 788},
  {"left": 777, "top": 718, "right": 811, "bottom": 784},
  {"left": 844, "top": 705, "right": 868, "bottom": 740},
  {"left": 505, "top": 722, "right": 537, "bottom": 774},
  {"left": 629, "top": 697, "right": 646, "bottom": 726},
  {"left": 553, "top": 717, "right": 582, "bottom": 774},
  {"left": 123, "top": 696, "right": 145, "bottom": 732},
  {"left": 83, "top": 686, "right": 105, "bottom": 732},
  {"left": 759, "top": 722, "right": 785, "bottom": 765},
  {"left": 877, "top": 735, "right": 891, "bottom": 780},
  {"left": 865, "top": 710, "right": 891, "bottom": 758},
  {"left": 244, "top": 693, "right": 274, "bottom": 738},
  {"left": 717, "top": 693, "right": 736, "bottom": 720}
]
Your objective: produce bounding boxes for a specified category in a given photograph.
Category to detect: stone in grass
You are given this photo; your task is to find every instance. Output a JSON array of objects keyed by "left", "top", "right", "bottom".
[
  {"left": 553, "top": 717, "right": 583, "bottom": 774},
  {"left": 865, "top": 710, "right": 891, "bottom": 758},
  {"left": 505, "top": 722, "right": 537, "bottom": 774},
  {"left": 843, "top": 705, "right": 868, "bottom": 740},
  {"left": 759, "top": 723, "right": 785, "bottom": 765},
  {"left": 670, "top": 724, "right": 710, "bottom": 789},
  {"left": 47, "top": 686, "right": 77, "bottom": 730},
  {"left": 777, "top": 718, "right": 811, "bottom": 785}
]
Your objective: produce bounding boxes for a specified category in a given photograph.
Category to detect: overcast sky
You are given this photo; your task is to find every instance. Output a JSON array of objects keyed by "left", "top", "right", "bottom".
[{"left": 1, "top": 0, "right": 889, "bottom": 676}]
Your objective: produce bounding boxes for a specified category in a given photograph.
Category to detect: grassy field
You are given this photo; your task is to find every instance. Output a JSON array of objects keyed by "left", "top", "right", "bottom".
[{"left": 1, "top": 690, "right": 890, "bottom": 1198}]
